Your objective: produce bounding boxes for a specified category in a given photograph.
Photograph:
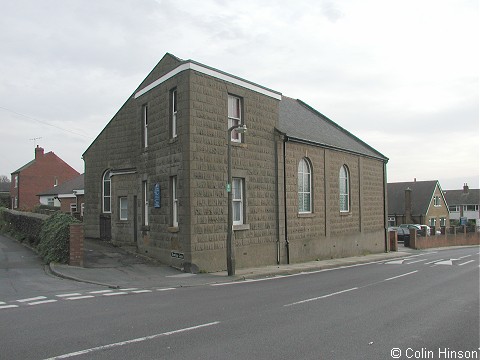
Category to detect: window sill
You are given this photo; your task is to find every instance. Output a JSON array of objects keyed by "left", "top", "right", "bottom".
[
  {"left": 298, "top": 213, "right": 314, "bottom": 218},
  {"left": 230, "top": 142, "right": 247, "bottom": 149},
  {"left": 340, "top": 211, "right": 351, "bottom": 216},
  {"left": 167, "top": 226, "right": 179, "bottom": 233},
  {"left": 233, "top": 224, "right": 250, "bottom": 231}
]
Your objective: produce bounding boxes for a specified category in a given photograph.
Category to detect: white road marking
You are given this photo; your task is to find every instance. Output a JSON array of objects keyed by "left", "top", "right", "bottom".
[
  {"left": 119, "top": 288, "right": 138, "bottom": 291},
  {"left": 0, "top": 301, "right": 5, "bottom": 305},
  {"left": 42, "top": 321, "right": 221, "bottom": 359},
  {"left": 384, "top": 270, "right": 418, "bottom": 281},
  {"left": 56, "top": 293, "right": 82, "bottom": 298},
  {"left": 102, "top": 292, "right": 128, "bottom": 296},
  {"left": 131, "top": 290, "right": 152, "bottom": 294},
  {"left": 66, "top": 295, "right": 95, "bottom": 300},
  {"left": 435, "top": 260, "right": 454, "bottom": 265},
  {"left": 458, "top": 260, "right": 475, "bottom": 266},
  {"left": 458, "top": 255, "right": 472, "bottom": 259},
  {"left": 425, "top": 259, "right": 444, "bottom": 264},
  {"left": 28, "top": 299, "right": 58, "bottom": 306},
  {"left": 404, "top": 259, "right": 429, "bottom": 264},
  {"left": 89, "top": 290, "right": 113, "bottom": 294},
  {"left": 284, "top": 287, "right": 358, "bottom": 307},
  {"left": 17, "top": 296, "right": 47, "bottom": 303},
  {"left": 156, "top": 288, "right": 175, "bottom": 291},
  {"left": 166, "top": 273, "right": 196, "bottom": 278},
  {"left": 0, "top": 305, "right": 19, "bottom": 310},
  {"left": 385, "top": 259, "right": 405, "bottom": 265}
]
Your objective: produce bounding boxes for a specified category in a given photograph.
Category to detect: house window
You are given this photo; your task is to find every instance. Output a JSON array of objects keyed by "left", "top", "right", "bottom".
[
  {"left": 54, "top": 177, "right": 58, "bottom": 187},
  {"left": 440, "top": 217, "right": 446, "bottom": 227},
  {"left": 171, "top": 89, "right": 177, "bottom": 139},
  {"left": 448, "top": 205, "right": 459, "bottom": 212},
  {"left": 298, "top": 158, "right": 312, "bottom": 213},
  {"left": 119, "top": 197, "right": 128, "bottom": 221},
  {"left": 465, "top": 205, "right": 478, "bottom": 211},
  {"left": 143, "top": 181, "right": 149, "bottom": 226},
  {"left": 228, "top": 95, "right": 242, "bottom": 142},
  {"left": 232, "top": 178, "right": 244, "bottom": 225},
  {"left": 171, "top": 176, "right": 178, "bottom": 227},
  {"left": 433, "top": 196, "right": 441, "bottom": 207},
  {"left": 80, "top": 203, "right": 85, "bottom": 217},
  {"left": 102, "top": 170, "right": 111, "bottom": 213},
  {"left": 339, "top": 165, "right": 350, "bottom": 212},
  {"left": 47, "top": 197, "right": 55, "bottom": 207},
  {"left": 388, "top": 217, "right": 395, "bottom": 227},
  {"left": 429, "top": 218, "right": 437, "bottom": 227},
  {"left": 142, "top": 104, "right": 148, "bottom": 148},
  {"left": 14, "top": 175, "right": 18, "bottom": 188},
  {"left": 13, "top": 196, "right": 18, "bottom": 209},
  {"left": 70, "top": 203, "right": 77, "bottom": 214}
]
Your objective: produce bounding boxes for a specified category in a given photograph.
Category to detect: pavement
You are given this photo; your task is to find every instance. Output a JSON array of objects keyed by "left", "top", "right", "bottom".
[{"left": 49, "top": 238, "right": 417, "bottom": 289}]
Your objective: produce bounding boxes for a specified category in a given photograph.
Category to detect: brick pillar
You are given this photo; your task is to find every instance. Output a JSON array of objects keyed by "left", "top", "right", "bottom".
[
  {"left": 69, "top": 223, "right": 84, "bottom": 267},
  {"left": 389, "top": 231, "right": 398, "bottom": 251},
  {"left": 409, "top": 228, "right": 417, "bottom": 249}
]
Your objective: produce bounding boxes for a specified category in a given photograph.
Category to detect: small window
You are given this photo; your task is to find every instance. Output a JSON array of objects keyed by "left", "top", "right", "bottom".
[
  {"left": 298, "top": 158, "right": 312, "bottom": 213},
  {"left": 232, "top": 178, "right": 244, "bottom": 225},
  {"left": 171, "top": 89, "right": 177, "bottom": 138},
  {"left": 388, "top": 217, "right": 395, "bottom": 227},
  {"left": 339, "top": 165, "right": 350, "bottom": 212},
  {"left": 448, "top": 205, "right": 458, "bottom": 212},
  {"left": 81, "top": 203, "right": 85, "bottom": 217},
  {"left": 54, "top": 177, "right": 58, "bottom": 187},
  {"left": 14, "top": 175, "right": 18, "bottom": 188},
  {"left": 102, "top": 170, "right": 111, "bottom": 213},
  {"left": 228, "top": 95, "right": 242, "bottom": 142},
  {"left": 119, "top": 197, "right": 128, "bottom": 221},
  {"left": 440, "top": 217, "right": 446, "bottom": 227},
  {"left": 433, "top": 196, "right": 441, "bottom": 207},
  {"left": 172, "top": 176, "right": 178, "bottom": 227},
  {"left": 13, "top": 196, "right": 18, "bottom": 209},
  {"left": 47, "top": 197, "right": 55, "bottom": 207},
  {"left": 70, "top": 203, "right": 77, "bottom": 214},
  {"left": 143, "top": 181, "right": 149, "bottom": 226},
  {"left": 429, "top": 218, "right": 437, "bottom": 227},
  {"left": 142, "top": 104, "right": 148, "bottom": 148}
]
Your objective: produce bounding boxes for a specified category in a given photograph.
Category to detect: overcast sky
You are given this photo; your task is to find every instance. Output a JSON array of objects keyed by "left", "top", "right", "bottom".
[{"left": 1, "top": 0, "right": 478, "bottom": 190}]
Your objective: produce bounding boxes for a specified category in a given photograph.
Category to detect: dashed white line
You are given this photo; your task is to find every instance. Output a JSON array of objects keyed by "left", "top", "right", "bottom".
[
  {"left": 384, "top": 270, "right": 418, "bottom": 281},
  {"left": 119, "top": 288, "right": 138, "bottom": 291},
  {"left": 28, "top": 299, "right": 58, "bottom": 306},
  {"left": 66, "top": 295, "right": 95, "bottom": 301},
  {"left": 89, "top": 290, "right": 113, "bottom": 294},
  {"left": 0, "top": 305, "right": 18, "bottom": 310},
  {"left": 56, "top": 293, "right": 82, "bottom": 298},
  {"left": 102, "top": 292, "right": 128, "bottom": 296},
  {"left": 458, "top": 260, "right": 475, "bottom": 266},
  {"left": 285, "top": 287, "right": 358, "bottom": 307},
  {"left": 17, "top": 296, "right": 47, "bottom": 303},
  {"left": 425, "top": 259, "right": 444, "bottom": 264},
  {"left": 42, "top": 321, "right": 221, "bottom": 359},
  {"left": 132, "top": 290, "right": 152, "bottom": 294},
  {"left": 458, "top": 255, "right": 472, "bottom": 259},
  {"left": 156, "top": 288, "right": 175, "bottom": 291},
  {"left": 404, "top": 259, "right": 429, "bottom": 264}
]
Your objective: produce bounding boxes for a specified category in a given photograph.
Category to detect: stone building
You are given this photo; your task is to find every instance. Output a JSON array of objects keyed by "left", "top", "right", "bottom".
[{"left": 83, "top": 53, "right": 389, "bottom": 272}]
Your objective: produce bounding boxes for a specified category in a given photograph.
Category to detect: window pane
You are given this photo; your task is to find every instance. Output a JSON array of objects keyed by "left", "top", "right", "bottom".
[{"left": 233, "top": 202, "right": 241, "bottom": 222}]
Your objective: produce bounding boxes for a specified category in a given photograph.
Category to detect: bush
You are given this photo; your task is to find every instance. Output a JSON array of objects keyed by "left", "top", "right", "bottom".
[
  {"left": 0, "top": 208, "right": 47, "bottom": 245},
  {"left": 37, "top": 212, "right": 79, "bottom": 264}
]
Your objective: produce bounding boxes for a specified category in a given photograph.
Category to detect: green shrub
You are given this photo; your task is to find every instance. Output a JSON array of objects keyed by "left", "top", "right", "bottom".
[
  {"left": 0, "top": 208, "right": 47, "bottom": 245},
  {"left": 37, "top": 212, "right": 79, "bottom": 264}
]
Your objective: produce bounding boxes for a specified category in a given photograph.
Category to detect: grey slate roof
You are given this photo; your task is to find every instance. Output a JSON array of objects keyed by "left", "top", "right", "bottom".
[
  {"left": 37, "top": 174, "right": 84, "bottom": 196},
  {"left": 444, "top": 188, "right": 480, "bottom": 206},
  {"left": 278, "top": 96, "right": 388, "bottom": 161},
  {"left": 387, "top": 180, "right": 438, "bottom": 216}
]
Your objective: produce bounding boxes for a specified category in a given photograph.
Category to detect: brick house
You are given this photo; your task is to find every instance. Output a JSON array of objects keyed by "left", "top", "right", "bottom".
[
  {"left": 387, "top": 180, "right": 450, "bottom": 229},
  {"left": 83, "top": 53, "right": 389, "bottom": 272},
  {"left": 444, "top": 183, "right": 479, "bottom": 226},
  {"left": 10, "top": 146, "right": 80, "bottom": 211},
  {"left": 37, "top": 173, "right": 85, "bottom": 218}
]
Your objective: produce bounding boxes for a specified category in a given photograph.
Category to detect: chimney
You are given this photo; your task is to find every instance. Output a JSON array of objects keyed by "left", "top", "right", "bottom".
[
  {"left": 463, "top": 183, "right": 469, "bottom": 193},
  {"left": 405, "top": 187, "right": 412, "bottom": 223},
  {"left": 35, "top": 145, "right": 44, "bottom": 159}
]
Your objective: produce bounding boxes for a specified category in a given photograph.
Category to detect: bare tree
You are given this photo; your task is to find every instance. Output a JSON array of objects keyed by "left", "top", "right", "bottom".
[{"left": 0, "top": 175, "right": 10, "bottom": 183}]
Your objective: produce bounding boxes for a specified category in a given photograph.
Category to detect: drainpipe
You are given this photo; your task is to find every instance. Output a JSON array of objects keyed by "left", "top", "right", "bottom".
[{"left": 283, "top": 137, "right": 290, "bottom": 264}]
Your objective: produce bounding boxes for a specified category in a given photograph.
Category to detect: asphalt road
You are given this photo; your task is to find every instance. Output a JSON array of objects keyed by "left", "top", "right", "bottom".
[{"left": 1, "top": 236, "right": 479, "bottom": 360}]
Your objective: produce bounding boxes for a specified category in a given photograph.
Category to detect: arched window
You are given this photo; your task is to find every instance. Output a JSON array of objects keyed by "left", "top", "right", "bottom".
[
  {"left": 339, "top": 165, "right": 349, "bottom": 212},
  {"left": 298, "top": 158, "right": 312, "bottom": 213},
  {"left": 102, "top": 170, "right": 111, "bottom": 213}
]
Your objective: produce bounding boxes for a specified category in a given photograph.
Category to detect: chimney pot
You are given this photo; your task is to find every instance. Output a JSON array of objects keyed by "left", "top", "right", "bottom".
[{"left": 35, "top": 146, "right": 44, "bottom": 159}]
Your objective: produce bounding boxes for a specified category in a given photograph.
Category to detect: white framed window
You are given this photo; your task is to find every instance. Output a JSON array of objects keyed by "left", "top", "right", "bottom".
[
  {"left": 14, "top": 175, "right": 18, "bottom": 188},
  {"left": 433, "top": 196, "right": 441, "bottom": 207},
  {"left": 298, "top": 158, "right": 312, "bottom": 213},
  {"left": 119, "top": 197, "right": 128, "bottom": 221},
  {"left": 142, "top": 104, "right": 148, "bottom": 148},
  {"left": 13, "top": 196, "right": 18, "bottom": 209},
  {"left": 102, "top": 170, "right": 111, "bottom": 213},
  {"left": 172, "top": 176, "right": 178, "bottom": 227},
  {"left": 143, "top": 181, "right": 149, "bottom": 226},
  {"left": 70, "top": 203, "right": 77, "bottom": 214},
  {"left": 429, "top": 218, "right": 437, "bottom": 227},
  {"left": 232, "top": 178, "right": 244, "bottom": 225},
  {"left": 440, "top": 217, "right": 446, "bottom": 227},
  {"left": 171, "top": 89, "right": 177, "bottom": 138},
  {"left": 388, "top": 217, "right": 395, "bottom": 227},
  {"left": 47, "top": 197, "right": 55, "bottom": 207},
  {"left": 339, "top": 165, "right": 350, "bottom": 212},
  {"left": 81, "top": 203, "right": 85, "bottom": 217},
  {"left": 448, "top": 205, "right": 459, "bottom": 212},
  {"left": 228, "top": 95, "right": 242, "bottom": 142},
  {"left": 54, "top": 177, "right": 58, "bottom": 187}
]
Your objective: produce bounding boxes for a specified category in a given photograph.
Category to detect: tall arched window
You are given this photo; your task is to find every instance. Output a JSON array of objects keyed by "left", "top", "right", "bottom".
[
  {"left": 298, "top": 158, "right": 312, "bottom": 213},
  {"left": 339, "top": 165, "right": 349, "bottom": 212},
  {"left": 102, "top": 170, "right": 111, "bottom": 213}
]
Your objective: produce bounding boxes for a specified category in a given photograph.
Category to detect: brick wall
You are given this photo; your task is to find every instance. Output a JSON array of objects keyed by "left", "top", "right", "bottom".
[{"left": 69, "top": 223, "right": 84, "bottom": 266}]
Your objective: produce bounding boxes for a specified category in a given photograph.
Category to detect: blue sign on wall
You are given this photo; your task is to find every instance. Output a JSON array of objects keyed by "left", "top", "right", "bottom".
[{"left": 153, "top": 183, "right": 161, "bottom": 208}]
